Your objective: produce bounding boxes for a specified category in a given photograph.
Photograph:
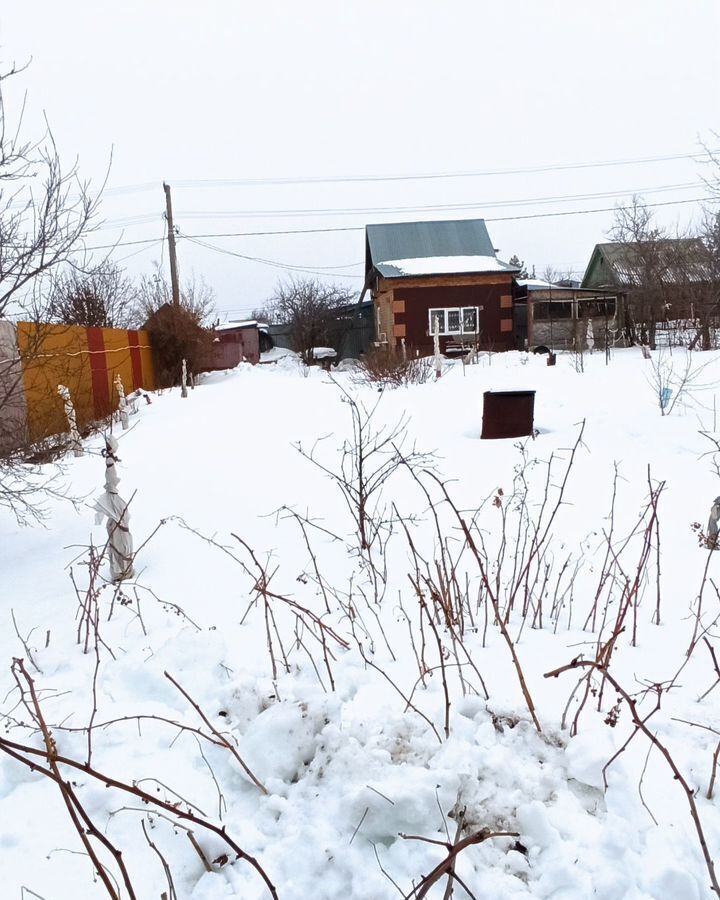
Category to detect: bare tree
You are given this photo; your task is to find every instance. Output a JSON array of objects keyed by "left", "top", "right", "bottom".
[
  {"left": 609, "top": 197, "right": 668, "bottom": 349},
  {"left": 610, "top": 196, "right": 720, "bottom": 350},
  {"left": 508, "top": 254, "right": 528, "bottom": 278},
  {"left": 133, "top": 263, "right": 215, "bottom": 329},
  {"left": 47, "top": 261, "right": 139, "bottom": 329},
  {"left": 265, "top": 276, "right": 356, "bottom": 365},
  {"left": 0, "top": 64, "right": 103, "bottom": 319},
  {"left": 0, "top": 62, "right": 105, "bottom": 522},
  {"left": 134, "top": 264, "right": 215, "bottom": 387},
  {"left": 691, "top": 209, "right": 720, "bottom": 350}
]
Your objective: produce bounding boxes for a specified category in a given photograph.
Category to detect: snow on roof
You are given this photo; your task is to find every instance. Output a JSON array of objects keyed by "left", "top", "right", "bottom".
[
  {"left": 516, "top": 278, "right": 557, "bottom": 290},
  {"left": 380, "top": 255, "right": 517, "bottom": 277},
  {"left": 215, "top": 320, "right": 262, "bottom": 332}
]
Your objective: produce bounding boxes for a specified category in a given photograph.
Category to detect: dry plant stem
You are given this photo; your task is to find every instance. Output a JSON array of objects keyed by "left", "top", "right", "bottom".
[
  {"left": 51, "top": 710, "right": 239, "bottom": 757},
  {"left": 650, "top": 467, "right": 662, "bottom": 625},
  {"left": 413, "top": 583, "right": 451, "bottom": 737},
  {"left": 141, "top": 819, "right": 177, "bottom": 900},
  {"left": 396, "top": 505, "right": 490, "bottom": 700},
  {"left": 401, "top": 830, "right": 518, "bottom": 900},
  {"left": 285, "top": 509, "right": 333, "bottom": 614},
  {"left": 505, "top": 424, "right": 586, "bottom": 621},
  {"left": 700, "top": 637, "right": 720, "bottom": 700},
  {"left": 638, "top": 743, "right": 659, "bottom": 826},
  {"left": 545, "top": 659, "right": 720, "bottom": 896},
  {"left": 165, "top": 670, "right": 268, "bottom": 795},
  {"left": 11, "top": 609, "right": 42, "bottom": 674},
  {"left": 585, "top": 465, "right": 620, "bottom": 632},
  {"left": 186, "top": 830, "right": 212, "bottom": 872},
  {"left": 86, "top": 603, "right": 102, "bottom": 766},
  {"left": 0, "top": 734, "right": 278, "bottom": 898},
  {"left": 430, "top": 475, "right": 542, "bottom": 732},
  {"left": 442, "top": 806, "right": 466, "bottom": 900},
  {"left": 194, "top": 735, "right": 227, "bottom": 820},
  {"left": 231, "top": 532, "right": 348, "bottom": 646},
  {"left": 708, "top": 741, "right": 720, "bottom": 800},
  {"left": 689, "top": 548, "right": 716, "bottom": 655},
  {"left": 371, "top": 842, "right": 405, "bottom": 896},
  {"left": 357, "top": 643, "right": 442, "bottom": 743},
  {"left": 11, "top": 658, "right": 134, "bottom": 900},
  {"left": 601, "top": 691, "right": 661, "bottom": 790}
]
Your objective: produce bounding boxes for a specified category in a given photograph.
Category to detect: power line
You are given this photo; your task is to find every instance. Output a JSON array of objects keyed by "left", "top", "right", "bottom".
[
  {"left": 81, "top": 193, "right": 714, "bottom": 254},
  {"left": 5, "top": 146, "right": 717, "bottom": 220},
  {"left": 95, "top": 179, "right": 705, "bottom": 229},
  {"left": 115, "top": 239, "right": 165, "bottom": 263},
  {"left": 181, "top": 234, "right": 365, "bottom": 279},
  {"left": 179, "top": 180, "right": 705, "bottom": 219},
  {"left": 185, "top": 194, "right": 714, "bottom": 237},
  {"left": 484, "top": 195, "right": 712, "bottom": 223},
  {"left": 178, "top": 194, "right": 714, "bottom": 280},
  {"left": 97, "top": 147, "right": 718, "bottom": 194}
]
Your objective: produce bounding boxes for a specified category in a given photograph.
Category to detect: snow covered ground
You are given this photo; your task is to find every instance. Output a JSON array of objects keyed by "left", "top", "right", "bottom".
[{"left": 3, "top": 346, "right": 720, "bottom": 899}]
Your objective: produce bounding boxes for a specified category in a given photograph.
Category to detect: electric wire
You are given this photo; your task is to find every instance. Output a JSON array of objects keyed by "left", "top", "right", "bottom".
[
  {"left": 95, "top": 179, "right": 705, "bottom": 229},
  {"left": 180, "top": 234, "right": 366, "bottom": 279},
  {"left": 96, "top": 147, "right": 720, "bottom": 193},
  {"left": 81, "top": 194, "right": 715, "bottom": 254}
]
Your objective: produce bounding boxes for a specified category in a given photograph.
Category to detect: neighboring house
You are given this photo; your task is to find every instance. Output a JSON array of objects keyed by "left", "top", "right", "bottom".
[
  {"left": 582, "top": 240, "right": 705, "bottom": 290},
  {"left": 196, "top": 320, "right": 272, "bottom": 371},
  {"left": 365, "top": 219, "right": 521, "bottom": 354},
  {"left": 205, "top": 320, "right": 271, "bottom": 368},
  {"left": 581, "top": 240, "right": 709, "bottom": 318},
  {"left": 515, "top": 278, "right": 621, "bottom": 351},
  {"left": 581, "top": 238, "right": 720, "bottom": 346}
]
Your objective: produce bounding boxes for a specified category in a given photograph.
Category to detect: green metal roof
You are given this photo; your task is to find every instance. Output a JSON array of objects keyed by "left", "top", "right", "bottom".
[
  {"left": 581, "top": 239, "right": 706, "bottom": 289},
  {"left": 365, "top": 218, "right": 516, "bottom": 278}
]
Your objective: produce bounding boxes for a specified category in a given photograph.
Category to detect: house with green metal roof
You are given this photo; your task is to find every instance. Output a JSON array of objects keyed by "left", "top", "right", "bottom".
[
  {"left": 364, "top": 218, "right": 521, "bottom": 354},
  {"left": 581, "top": 238, "right": 713, "bottom": 346}
]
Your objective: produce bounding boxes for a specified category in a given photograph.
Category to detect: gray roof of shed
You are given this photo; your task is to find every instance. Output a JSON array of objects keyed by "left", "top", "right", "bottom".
[{"left": 366, "top": 218, "right": 518, "bottom": 278}]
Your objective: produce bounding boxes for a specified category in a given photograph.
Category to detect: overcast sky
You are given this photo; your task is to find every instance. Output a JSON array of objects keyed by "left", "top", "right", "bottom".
[{"left": 1, "top": 1, "right": 718, "bottom": 318}]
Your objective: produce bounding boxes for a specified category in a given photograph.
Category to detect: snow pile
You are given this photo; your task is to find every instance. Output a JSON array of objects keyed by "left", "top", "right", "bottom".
[{"left": 2, "top": 347, "right": 720, "bottom": 898}]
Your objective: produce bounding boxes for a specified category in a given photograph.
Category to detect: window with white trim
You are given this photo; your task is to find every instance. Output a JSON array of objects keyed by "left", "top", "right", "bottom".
[{"left": 428, "top": 307, "right": 479, "bottom": 336}]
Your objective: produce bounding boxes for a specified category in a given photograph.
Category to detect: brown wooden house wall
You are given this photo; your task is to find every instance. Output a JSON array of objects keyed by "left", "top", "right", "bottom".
[{"left": 376, "top": 273, "right": 514, "bottom": 353}]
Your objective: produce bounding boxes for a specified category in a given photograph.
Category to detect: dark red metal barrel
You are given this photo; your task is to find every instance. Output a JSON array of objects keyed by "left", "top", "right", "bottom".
[{"left": 481, "top": 390, "right": 535, "bottom": 439}]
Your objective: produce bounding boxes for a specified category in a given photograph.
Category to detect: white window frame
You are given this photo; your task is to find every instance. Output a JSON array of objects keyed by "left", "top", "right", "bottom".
[{"left": 428, "top": 306, "right": 479, "bottom": 337}]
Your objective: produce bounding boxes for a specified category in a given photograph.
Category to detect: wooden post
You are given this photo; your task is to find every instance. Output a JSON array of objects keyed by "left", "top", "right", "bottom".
[{"left": 163, "top": 182, "right": 180, "bottom": 307}]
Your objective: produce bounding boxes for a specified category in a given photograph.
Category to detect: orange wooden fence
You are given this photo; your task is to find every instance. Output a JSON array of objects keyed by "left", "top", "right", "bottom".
[{"left": 1, "top": 322, "right": 155, "bottom": 448}]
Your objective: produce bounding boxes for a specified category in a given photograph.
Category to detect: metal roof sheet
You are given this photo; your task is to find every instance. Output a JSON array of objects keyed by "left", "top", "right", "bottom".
[
  {"left": 583, "top": 239, "right": 708, "bottom": 288},
  {"left": 366, "top": 218, "right": 514, "bottom": 278}
]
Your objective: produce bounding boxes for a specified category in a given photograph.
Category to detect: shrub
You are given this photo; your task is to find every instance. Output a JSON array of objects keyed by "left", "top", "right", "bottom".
[{"left": 355, "top": 346, "right": 434, "bottom": 388}]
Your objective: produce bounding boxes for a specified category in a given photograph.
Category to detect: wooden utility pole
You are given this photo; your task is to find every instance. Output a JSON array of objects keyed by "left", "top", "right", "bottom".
[{"left": 163, "top": 182, "right": 180, "bottom": 307}]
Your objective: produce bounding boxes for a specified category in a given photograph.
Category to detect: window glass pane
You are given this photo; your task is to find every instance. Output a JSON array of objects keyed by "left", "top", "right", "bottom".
[
  {"left": 462, "top": 307, "right": 477, "bottom": 332},
  {"left": 533, "top": 301, "right": 573, "bottom": 320},
  {"left": 429, "top": 309, "right": 445, "bottom": 334},
  {"left": 446, "top": 309, "right": 461, "bottom": 333},
  {"left": 578, "top": 298, "right": 616, "bottom": 318}
]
